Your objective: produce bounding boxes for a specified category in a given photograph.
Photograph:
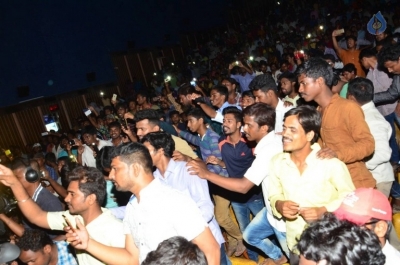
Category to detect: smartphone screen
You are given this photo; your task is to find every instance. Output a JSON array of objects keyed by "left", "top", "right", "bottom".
[
  {"left": 112, "top": 94, "right": 117, "bottom": 101},
  {"left": 83, "top": 108, "right": 92, "bottom": 116},
  {"left": 190, "top": 81, "right": 196, "bottom": 86}
]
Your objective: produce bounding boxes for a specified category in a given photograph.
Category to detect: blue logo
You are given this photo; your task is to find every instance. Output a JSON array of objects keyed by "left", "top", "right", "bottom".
[{"left": 367, "top": 11, "right": 387, "bottom": 35}]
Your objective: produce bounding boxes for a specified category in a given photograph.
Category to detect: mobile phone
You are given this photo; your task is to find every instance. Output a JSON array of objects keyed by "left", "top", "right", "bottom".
[
  {"left": 41, "top": 132, "right": 49, "bottom": 136},
  {"left": 336, "top": 29, "right": 344, "bottom": 34},
  {"left": 68, "top": 140, "right": 75, "bottom": 146},
  {"left": 235, "top": 61, "right": 239, "bottom": 65},
  {"left": 112, "top": 94, "right": 117, "bottom": 101},
  {"left": 190, "top": 81, "right": 196, "bottom": 86},
  {"left": 62, "top": 214, "right": 76, "bottom": 232},
  {"left": 164, "top": 76, "right": 171, "bottom": 82},
  {"left": 83, "top": 108, "right": 92, "bottom": 116}
]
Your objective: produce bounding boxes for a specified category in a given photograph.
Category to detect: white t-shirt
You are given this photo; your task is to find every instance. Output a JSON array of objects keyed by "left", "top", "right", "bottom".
[
  {"left": 82, "top": 139, "right": 112, "bottom": 167},
  {"left": 47, "top": 208, "right": 125, "bottom": 265},
  {"left": 382, "top": 240, "right": 400, "bottom": 264}
]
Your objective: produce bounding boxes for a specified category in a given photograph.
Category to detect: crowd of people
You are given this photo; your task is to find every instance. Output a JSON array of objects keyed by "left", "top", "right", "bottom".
[{"left": 1, "top": 0, "right": 400, "bottom": 264}]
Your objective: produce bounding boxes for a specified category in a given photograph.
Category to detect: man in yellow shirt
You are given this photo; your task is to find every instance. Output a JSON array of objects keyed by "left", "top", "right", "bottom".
[{"left": 268, "top": 105, "right": 355, "bottom": 264}]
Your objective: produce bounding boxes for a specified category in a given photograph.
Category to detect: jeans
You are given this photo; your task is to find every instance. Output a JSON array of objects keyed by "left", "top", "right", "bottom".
[
  {"left": 243, "top": 207, "right": 289, "bottom": 260},
  {"left": 231, "top": 199, "right": 264, "bottom": 261},
  {"left": 385, "top": 112, "right": 400, "bottom": 163},
  {"left": 391, "top": 180, "right": 400, "bottom": 199},
  {"left": 220, "top": 243, "right": 232, "bottom": 265}
]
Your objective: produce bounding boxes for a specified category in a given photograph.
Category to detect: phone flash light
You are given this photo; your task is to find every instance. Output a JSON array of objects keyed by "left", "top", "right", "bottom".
[
  {"left": 319, "top": 25, "right": 324, "bottom": 30},
  {"left": 167, "top": 76, "right": 171, "bottom": 80},
  {"left": 193, "top": 78, "right": 197, "bottom": 81},
  {"left": 307, "top": 33, "right": 311, "bottom": 38},
  {"left": 100, "top": 92, "right": 104, "bottom": 96},
  {"left": 277, "top": 1, "right": 280, "bottom": 4},
  {"left": 153, "top": 72, "right": 157, "bottom": 76},
  {"left": 249, "top": 56, "right": 254, "bottom": 61},
  {"left": 236, "top": 61, "right": 239, "bottom": 65},
  {"left": 193, "top": 61, "right": 196, "bottom": 64},
  {"left": 300, "top": 50, "right": 304, "bottom": 54},
  {"left": 171, "top": 63, "right": 174, "bottom": 66}
]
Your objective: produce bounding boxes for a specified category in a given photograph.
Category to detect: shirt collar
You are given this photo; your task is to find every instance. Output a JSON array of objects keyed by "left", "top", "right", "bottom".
[
  {"left": 361, "top": 101, "right": 375, "bottom": 111},
  {"left": 154, "top": 159, "right": 177, "bottom": 180},
  {"left": 282, "top": 143, "right": 321, "bottom": 165},
  {"left": 254, "top": 131, "right": 280, "bottom": 155}
]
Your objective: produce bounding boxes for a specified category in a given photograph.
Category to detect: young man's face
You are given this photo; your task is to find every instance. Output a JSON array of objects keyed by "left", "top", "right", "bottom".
[
  {"left": 223, "top": 113, "right": 240, "bottom": 136},
  {"left": 280, "top": 77, "right": 294, "bottom": 96},
  {"left": 135, "top": 119, "right": 158, "bottom": 140},
  {"left": 19, "top": 246, "right": 52, "bottom": 265},
  {"left": 210, "top": 90, "right": 225, "bottom": 107},
  {"left": 64, "top": 180, "right": 91, "bottom": 215},
  {"left": 187, "top": 115, "right": 202, "bottom": 133},
  {"left": 384, "top": 58, "right": 400, "bottom": 74},
  {"left": 109, "top": 157, "right": 135, "bottom": 192},
  {"left": 342, "top": 71, "right": 355, "bottom": 82},
  {"left": 143, "top": 141, "right": 163, "bottom": 167},
  {"left": 179, "top": 94, "right": 192, "bottom": 107},
  {"left": 109, "top": 126, "right": 121, "bottom": 140},
  {"left": 243, "top": 115, "right": 264, "bottom": 142},
  {"left": 346, "top": 38, "right": 356, "bottom": 49},
  {"left": 298, "top": 73, "right": 322, "bottom": 102},
  {"left": 253, "top": 89, "right": 272, "bottom": 105},
  {"left": 82, "top": 133, "right": 96, "bottom": 145},
  {"left": 170, "top": 114, "right": 180, "bottom": 125},
  {"left": 222, "top": 80, "right": 235, "bottom": 93},
  {"left": 117, "top": 107, "right": 126, "bottom": 118},
  {"left": 241, "top": 95, "right": 255, "bottom": 109},
  {"left": 136, "top": 95, "right": 146, "bottom": 105},
  {"left": 282, "top": 115, "right": 312, "bottom": 152}
]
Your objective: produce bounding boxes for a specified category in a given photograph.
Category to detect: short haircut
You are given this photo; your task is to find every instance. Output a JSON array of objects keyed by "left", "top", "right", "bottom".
[
  {"left": 378, "top": 44, "right": 400, "bottom": 70},
  {"left": 345, "top": 35, "right": 357, "bottom": 42},
  {"left": 96, "top": 146, "right": 114, "bottom": 171},
  {"left": 103, "top": 106, "right": 113, "bottom": 113},
  {"left": 284, "top": 105, "right": 320, "bottom": 144},
  {"left": 137, "top": 90, "right": 149, "bottom": 100},
  {"left": 141, "top": 132, "right": 175, "bottom": 158},
  {"left": 359, "top": 48, "right": 377, "bottom": 60},
  {"left": 223, "top": 106, "right": 243, "bottom": 123},
  {"left": 342, "top": 63, "right": 357, "bottom": 75},
  {"left": 322, "top": 54, "right": 336, "bottom": 63},
  {"left": 296, "top": 57, "right": 334, "bottom": 87},
  {"left": 242, "top": 103, "right": 275, "bottom": 133},
  {"left": 280, "top": 59, "right": 289, "bottom": 67},
  {"left": 278, "top": 71, "right": 297, "bottom": 82},
  {"left": 108, "top": 121, "right": 122, "bottom": 130},
  {"left": 116, "top": 102, "right": 127, "bottom": 110},
  {"left": 142, "top": 236, "right": 207, "bottom": 265},
  {"left": 67, "top": 166, "right": 106, "bottom": 206},
  {"left": 177, "top": 84, "right": 196, "bottom": 96},
  {"left": 241, "top": 90, "right": 255, "bottom": 99},
  {"left": 222, "top": 77, "right": 238, "bottom": 86},
  {"left": 347, "top": 77, "right": 374, "bottom": 104},
  {"left": 135, "top": 109, "right": 161, "bottom": 127},
  {"left": 248, "top": 74, "right": 277, "bottom": 92},
  {"left": 211, "top": 85, "right": 229, "bottom": 101},
  {"left": 187, "top": 108, "right": 206, "bottom": 123},
  {"left": 81, "top": 125, "right": 97, "bottom": 136},
  {"left": 111, "top": 142, "right": 153, "bottom": 173},
  {"left": 11, "top": 158, "right": 39, "bottom": 173},
  {"left": 16, "top": 229, "right": 53, "bottom": 252},
  {"left": 259, "top": 60, "right": 268, "bottom": 67},
  {"left": 44, "top": 152, "right": 57, "bottom": 164},
  {"left": 297, "top": 213, "right": 385, "bottom": 265},
  {"left": 169, "top": 110, "right": 180, "bottom": 118}
]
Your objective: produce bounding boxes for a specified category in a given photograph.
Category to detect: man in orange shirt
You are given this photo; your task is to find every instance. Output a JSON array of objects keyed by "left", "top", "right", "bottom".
[
  {"left": 296, "top": 58, "right": 375, "bottom": 189},
  {"left": 332, "top": 31, "right": 365, "bottom": 78}
]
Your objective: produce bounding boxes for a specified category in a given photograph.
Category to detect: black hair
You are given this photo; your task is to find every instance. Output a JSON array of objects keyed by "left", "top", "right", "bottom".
[
  {"left": 359, "top": 48, "right": 377, "bottom": 60},
  {"left": 10, "top": 158, "right": 39, "bottom": 173},
  {"left": 137, "top": 90, "right": 149, "bottom": 100},
  {"left": 135, "top": 109, "right": 161, "bottom": 127},
  {"left": 345, "top": 35, "right": 357, "bottom": 42},
  {"left": 242, "top": 103, "right": 275, "bottom": 133},
  {"left": 284, "top": 105, "right": 320, "bottom": 144},
  {"left": 44, "top": 152, "right": 57, "bottom": 164},
  {"left": 259, "top": 60, "right": 268, "bottom": 67},
  {"left": 111, "top": 142, "right": 153, "bottom": 173},
  {"left": 378, "top": 44, "right": 400, "bottom": 70},
  {"left": 211, "top": 85, "right": 229, "bottom": 101},
  {"left": 141, "top": 132, "right": 175, "bottom": 158},
  {"left": 278, "top": 71, "right": 297, "bottom": 83},
  {"left": 177, "top": 84, "right": 197, "bottom": 96},
  {"left": 142, "top": 236, "right": 207, "bottom": 265},
  {"left": 248, "top": 74, "right": 277, "bottom": 92},
  {"left": 103, "top": 106, "right": 113, "bottom": 113},
  {"left": 187, "top": 108, "right": 207, "bottom": 123},
  {"left": 96, "top": 146, "right": 114, "bottom": 172},
  {"left": 342, "top": 63, "right": 357, "bottom": 75},
  {"left": 322, "top": 54, "right": 336, "bottom": 63},
  {"left": 169, "top": 110, "right": 180, "bottom": 118},
  {"left": 347, "top": 77, "right": 374, "bottom": 104},
  {"left": 108, "top": 121, "right": 122, "bottom": 130},
  {"left": 297, "top": 213, "right": 386, "bottom": 265},
  {"left": 116, "top": 102, "right": 128, "bottom": 110},
  {"left": 67, "top": 166, "right": 106, "bottom": 206},
  {"left": 280, "top": 59, "right": 289, "bottom": 67},
  {"left": 16, "top": 229, "right": 53, "bottom": 252},
  {"left": 223, "top": 106, "right": 243, "bottom": 123},
  {"left": 222, "top": 77, "right": 240, "bottom": 92},
  {"left": 296, "top": 57, "right": 334, "bottom": 87},
  {"left": 241, "top": 90, "right": 255, "bottom": 99},
  {"left": 81, "top": 125, "right": 98, "bottom": 136}
]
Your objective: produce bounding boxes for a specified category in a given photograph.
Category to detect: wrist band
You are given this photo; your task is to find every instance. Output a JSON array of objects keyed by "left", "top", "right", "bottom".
[{"left": 17, "top": 197, "right": 31, "bottom": 203}]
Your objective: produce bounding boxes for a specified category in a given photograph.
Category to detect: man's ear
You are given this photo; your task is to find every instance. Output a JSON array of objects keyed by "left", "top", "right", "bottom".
[
  {"left": 374, "top": 220, "right": 389, "bottom": 239},
  {"left": 43, "top": 244, "right": 52, "bottom": 254},
  {"left": 153, "top": 125, "right": 160, "bottom": 132},
  {"left": 87, "top": 193, "right": 97, "bottom": 206},
  {"left": 306, "top": 131, "right": 315, "bottom": 142}
]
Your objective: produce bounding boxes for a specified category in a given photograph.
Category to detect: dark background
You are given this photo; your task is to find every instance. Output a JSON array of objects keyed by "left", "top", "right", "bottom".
[{"left": 0, "top": 0, "right": 231, "bottom": 107}]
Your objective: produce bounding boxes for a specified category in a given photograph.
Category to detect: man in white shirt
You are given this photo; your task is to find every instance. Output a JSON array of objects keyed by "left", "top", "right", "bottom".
[
  {"left": 65, "top": 142, "right": 220, "bottom": 265},
  {"left": 76, "top": 125, "right": 112, "bottom": 167},
  {"left": 278, "top": 72, "right": 300, "bottom": 107},
  {"left": 347, "top": 77, "right": 394, "bottom": 197},
  {"left": 248, "top": 74, "right": 292, "bottom": 133},
  {"left": 188, "top": 103, "right": 289, "bottom": 265}
]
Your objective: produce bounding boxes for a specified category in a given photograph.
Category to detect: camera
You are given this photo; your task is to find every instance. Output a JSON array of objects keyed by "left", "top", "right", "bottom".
[
  {"left": 192, "top": 97, "right": 207, "bottom": 105},
  {"left": 0, "top": 185, "right": 17, "bottom": 215},
  {"left": 68, "top": 140, "right": 75, "bottom": 146}
]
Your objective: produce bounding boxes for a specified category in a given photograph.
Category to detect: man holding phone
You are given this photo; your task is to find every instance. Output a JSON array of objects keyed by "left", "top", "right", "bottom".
[{"left": 0, "top": 165, "right": 125, "bottom": 265}]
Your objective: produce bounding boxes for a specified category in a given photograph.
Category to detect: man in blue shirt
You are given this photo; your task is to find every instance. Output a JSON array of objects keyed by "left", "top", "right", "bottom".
[
  {"left": 229, "top": 61, "right": 256, "bottom": 92},
  {"left": 207, "top": 106, "right": 263, "bottom": 261},
  {"left": 141, "top": 132, "right": 229, "bottom": 265},
  {"left": 174, "top": 108, "right": 245, "bottom": 258}
]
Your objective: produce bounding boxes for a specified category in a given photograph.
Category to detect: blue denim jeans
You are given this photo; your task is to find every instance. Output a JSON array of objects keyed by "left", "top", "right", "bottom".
[
  {"left": 391, "top": 179, "right": 400, "bottom": 199},
  {"left": 243, "top": 207, "right": 289, "bottom": 260},
  {"left": 231, "top": 199, "right": 264, "bottom": 261},
  {"left": 220, "top": 243, "right": 232, "bottom": 265},
  {"left": 385, "top": 112, "right": 400, "bottom": 163}
]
